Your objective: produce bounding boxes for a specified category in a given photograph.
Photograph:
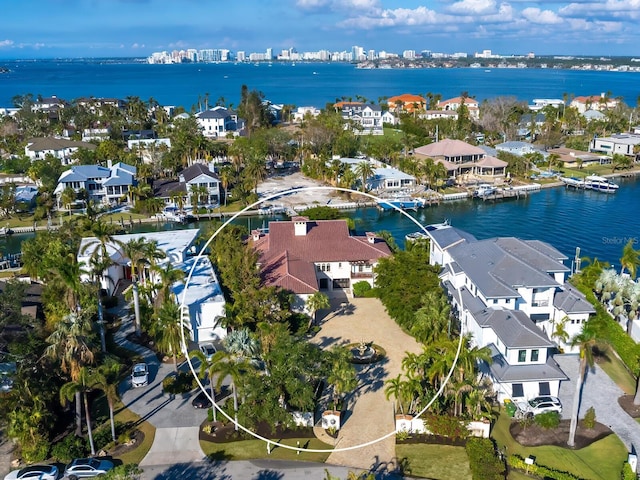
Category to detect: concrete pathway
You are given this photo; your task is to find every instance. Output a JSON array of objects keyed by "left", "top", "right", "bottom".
[
  {"left": 111, "top": 304, "right": 208, "bottom": 466},
  {"left": 311, "top": 297, "right": 423, "bottom": 473},
  {"left": 555, "top": 354, "right": 640, "bottom": 452}
]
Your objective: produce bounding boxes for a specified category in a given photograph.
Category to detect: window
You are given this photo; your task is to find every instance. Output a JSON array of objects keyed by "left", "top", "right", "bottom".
[
  {"left": 539, "top": 382, "right": 550, "bottom": 396},
  {"left": 512, "top": 383, "right": 524, "bottom": 398},
  {"left": 493, "top": 299, "right": 498, "bottom": 304},
  {"left": 518, "top": 350, "right": 526, "bottom": 363},
  {"left": 531, "top": 349, "right": 539, "bottom": 362},
  {"left": 326, "top": 264, "right": 330, "bottom": 272}
]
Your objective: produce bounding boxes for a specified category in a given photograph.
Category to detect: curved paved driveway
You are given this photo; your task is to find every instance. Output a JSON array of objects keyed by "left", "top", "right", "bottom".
[
  {"left": 113, "top": 308, "right": 208, "bottom": 466},
  {"left": 555, "top": 354, "right": 640, "bottom": 452},
  {"left": 311, "top": 297, "right": 423, "bottom": 473}
]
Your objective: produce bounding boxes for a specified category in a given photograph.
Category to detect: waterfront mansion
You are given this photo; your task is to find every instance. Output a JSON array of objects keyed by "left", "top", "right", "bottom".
[
  {"left": 252, "top": 216, "right": 391, "bottom": 309},
  {"left": 425, "top": 223, "right": 594, "bottom": 402}
]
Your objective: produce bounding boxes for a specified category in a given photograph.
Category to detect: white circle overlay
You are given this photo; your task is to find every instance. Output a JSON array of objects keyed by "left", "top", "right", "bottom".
[{"left": 179, "top": 186, "right": 464, "bottom": 453}]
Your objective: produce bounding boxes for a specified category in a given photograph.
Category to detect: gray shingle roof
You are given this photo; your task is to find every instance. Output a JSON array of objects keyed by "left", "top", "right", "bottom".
[
  {"left": 554, "top": 283, "right": 596, "bottom": 314},
  {"left": 428, "top": 226, "right": 476, "bottom": 250},
  {"left": 181, "top": 163, "right": 218, "bottom": 183},
  {"left": 474, "top": 308, "right": 554, "bottom": 348},
  {"left": 486, "top": 344, "right": 568, "bottom": 382}
]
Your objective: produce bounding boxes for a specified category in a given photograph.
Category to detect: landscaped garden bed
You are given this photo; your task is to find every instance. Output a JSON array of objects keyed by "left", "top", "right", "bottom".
[
  {"left": 618, "top": 395, "right": 640, "bottom": 418},
  {"left": 199, "top": 420, "right": 316, "bottom": 443},
  {"left": 396, "top": 433, "right": 467, "bottom": 447},
  {"left": 509, "top": 420, "right": 613, "bottom": 449}
]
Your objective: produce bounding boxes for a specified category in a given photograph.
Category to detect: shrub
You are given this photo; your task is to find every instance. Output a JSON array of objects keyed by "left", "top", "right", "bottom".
[
  {"left": 51, "top": 434, "right": 88, "bottom": 462},
  {"left": 622, "top": 462, "right": 636, "bottom": 480},
  {"left": 93, "top": 426, "right": 115, "bottom": 450},
  {"left": 162, "top": 372, "right": 197, "bottom": 394},
  {"left": 465, "top": 438, "right": 505, "bottom": 480},
  {"left": 396, "top": 429, "right": 410, "bottom": 441},
  {"left": 118, "top": 430, "right": 133, "bottom": 445},
  {"left": 582, "top": 406, "right": 596, "bottom": 429},
  {"left": 353, "top": 281, "right": 372, "bottom": 298},
  {"left": 424, "top": 414, "right": 469, "bottom": 440},
  {"left": 207, "top": 408, "right": 214, "bottom": 423},
  {"left": 508, "top": 454, "right": 581, "bottom": 480},
  {"left": 20, "top": 435, "right": 49, "bottom": 464},
  {"left": 202, "top": 424, "right": 214, "bottom": 435},
  {"left": 534, "top": 411, "right": 561, "bottom": 429}
]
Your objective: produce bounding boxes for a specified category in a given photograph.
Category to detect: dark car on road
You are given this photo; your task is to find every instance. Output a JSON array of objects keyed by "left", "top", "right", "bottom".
[{"left": 192, "top": 386, "right": 231, "bottom": 409}]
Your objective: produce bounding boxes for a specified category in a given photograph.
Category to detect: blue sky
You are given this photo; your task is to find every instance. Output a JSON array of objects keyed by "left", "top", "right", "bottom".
[{"left": 1, "top": 0, "right": 638, "bottom": 58}]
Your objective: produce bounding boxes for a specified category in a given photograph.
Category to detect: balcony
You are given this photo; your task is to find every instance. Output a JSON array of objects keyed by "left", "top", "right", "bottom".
[
  {"left": 531, "top": 299, "right": 549, "bottom": 307},
  {"left": 351, "top": 272, "right": 373, "bottom": 279}
]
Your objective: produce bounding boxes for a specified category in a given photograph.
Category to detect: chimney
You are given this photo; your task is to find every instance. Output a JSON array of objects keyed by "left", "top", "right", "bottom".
[
  {"left": 293, "top": 216, "right": 308, "bottom": 236},
  {"left": 107, "top": 159, "right": 113, "bottom": 168},
  {"left": 366, "top": 232, "right": 376, "bottom": 244},
  {"left": 251, "top": 229, "right": 262, "bottom": 241}
]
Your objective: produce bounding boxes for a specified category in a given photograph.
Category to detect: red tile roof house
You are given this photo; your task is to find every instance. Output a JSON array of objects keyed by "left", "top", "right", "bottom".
[{"left": 252, "top": 217, "right": 391, "bottom": 310}]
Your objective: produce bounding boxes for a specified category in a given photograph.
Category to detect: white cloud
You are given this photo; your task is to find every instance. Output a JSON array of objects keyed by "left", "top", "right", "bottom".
[
  {"left": 521, "top": 7, "right": 563, "bottom": 24},
  {"left": 560, "top": 0, "right": 640, "bottom": 16},
  {"left": 448, "top": 0, "right": 497, "bottom": 15},
  {"left": 296, "top": 0, "right": 330, "bottom": 8},
  {"left": 131, "top": 43, "right": 145, "bottom": 49},
  {"left": 296, "top": 0, "right": 379, "bottom": 11},
  {"left": 0, "top": 39, "right": 14, "bottom": 48}
]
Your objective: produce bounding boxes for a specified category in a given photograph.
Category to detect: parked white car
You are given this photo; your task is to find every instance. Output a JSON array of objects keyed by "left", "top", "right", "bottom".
[
  {"left": 526, "top": 396, "right": 563, "bottom": 415},
  {"left": 199, "top": 343, "right": 217, "bottom": 361},
  {"left": 4, "top": 465, "right": 58, "bottom": 480},
  {"left": 131, "top": 362, "right": 149, "bottom": 387},
  {"left": 64, "top": 458, "right": 114, "bottom": 478}
]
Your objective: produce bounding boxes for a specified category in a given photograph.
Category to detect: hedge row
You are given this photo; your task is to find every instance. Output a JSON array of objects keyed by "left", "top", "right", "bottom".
[
  {"left": 508, "top": 454, "right": 582, "bottom": 480},
  {"left": 465, "top": 438, "right": 505, "bottom": 480}
]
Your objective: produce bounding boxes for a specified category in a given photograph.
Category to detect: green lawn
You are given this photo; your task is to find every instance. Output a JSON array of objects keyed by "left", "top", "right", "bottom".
[
  {"left": 596, "top": 344, "right": 636, "bottom": 395},
  {"left": 200, "top": 437, "right": 332, "bottom": 463},
  {"left": 112, "top": 406, "right": 156, "bottom": 465},
  {"left": 492, "top": 411, "right": 627, "bottom": 480},
  {"left": 395, "top": 444, "right": 472, "bottom": 480}
]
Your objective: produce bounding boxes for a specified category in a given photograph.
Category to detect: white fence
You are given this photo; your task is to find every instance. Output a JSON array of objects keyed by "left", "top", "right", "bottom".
[{"left": 395, "top": 415, "right": 490, "bottom": 438}]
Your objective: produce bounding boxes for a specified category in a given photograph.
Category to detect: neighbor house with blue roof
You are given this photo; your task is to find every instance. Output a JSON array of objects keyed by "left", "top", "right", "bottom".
[
  {"left": 424, "top": 223, "right": 594, "bottom": 402},
  {"left": 54, "top": 161, "right": 137, "bottom": 209}
]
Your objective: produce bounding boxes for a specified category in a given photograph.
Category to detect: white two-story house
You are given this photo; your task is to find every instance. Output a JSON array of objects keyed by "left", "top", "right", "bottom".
[
  {"left": 78, "top": 229, "right": 226, "bottom": 344},
  {"left": 25, "top": 137, "right": 97, "bottom": 165},
  {"left": 196, "top": 107, "right": 242, "bottom": 138},
  {"left": 335, "top": 102, "right": 383, "bottom": 135},
  {"left": 54, "top": 162, "right": 136, "bottom": 208},
  {"left": 153, "top": 163, "right": 221, "bottom": 209},
  {"left": 425, "top": 223, "right": 594, "bottom": 402},
  {"left": 252, "top": 217, "right": 391, "bottom": 310}
]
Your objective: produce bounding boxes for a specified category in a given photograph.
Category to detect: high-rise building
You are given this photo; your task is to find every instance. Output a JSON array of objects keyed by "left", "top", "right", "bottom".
[
  {"left": 237, "top": 51, "right": 246, "bottom": 62},
  {"left": 266, "top": 48, "right": 273, "bottom": 60},
  {"left": 402, "top": 50, "right": 416, "bottom": 60}
]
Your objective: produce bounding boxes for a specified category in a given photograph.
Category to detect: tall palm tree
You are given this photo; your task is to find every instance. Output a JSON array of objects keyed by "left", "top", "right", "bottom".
[
  {"left": 327, "top": 346, "right": 357, "bottom": 411},
  {"left": 122, "top": 238, "right": 148, "bottom": 336},
  {"left": 620, "top": 239, "right": 640, "bottom": 279},
  {"left": 567, "top": 324, "right": 599, "bottom": 447},
  {"left": 60, "top": 367, "right": 96, "bottom": 455},
  {"left": 48, "top": 252, "right": 87, "bottom": 315},
  {"left": 354, "top": 161, "right": 375, "bottom": 192},
  {"left": 80, "top": 220, "right": 122, "bottom": 351},
  {"left": 89, "top": 361, "right": 121, "bottom": 443},
  {"left": 305, "top": 291, "right": 330, "bottom": 329},
  {"left": 385, "top": 374, "right": 409, "bottom": 414},
  {"left": 218, "top": 165, "right": 234, "bottom": 206},
  {"left": 155, "top": 301, "right": 192, "bottom": 372},
  {"left": 45, "top": 312, "right": 97, "bottom": 435},
  {"left": 190, "top": 349, "right": 226, "bottom": 422},
  {"left": 152, "top": 262, "right": 184, "bottom": 311},
  {"left": 211, "top": 354, "right": 250, "bottom": 431}
]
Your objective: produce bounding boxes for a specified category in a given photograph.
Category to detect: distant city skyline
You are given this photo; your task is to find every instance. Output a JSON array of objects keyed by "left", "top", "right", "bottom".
[{"left": 1, "top": 0, "right": 639, "bottom": 59}]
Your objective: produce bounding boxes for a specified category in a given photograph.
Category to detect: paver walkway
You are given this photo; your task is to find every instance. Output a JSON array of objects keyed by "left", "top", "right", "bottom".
[
  {"left": 111, "top": 304, "right": 208, "bottom": 466},
  {"left": 311, "top": 297, "right": 423, "bottom": 473},
  {"left": 555, "top": 354, "right": 640, "bottom": 452}
]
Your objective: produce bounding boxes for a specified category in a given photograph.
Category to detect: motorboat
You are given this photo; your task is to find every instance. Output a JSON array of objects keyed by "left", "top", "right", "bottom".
[
  {"left": 584, "top": 175, "right": 619, "bottom": 193},
  {"left": 405, "top": 231, "right": 428, "bottom": 242},
  {"left": 473, "top": 184, "right": 497, "bottom": 197},
  {"left": 560, "top": 177, "right": 586, "bottom": 188},
  {"left": 377, "top": 197, "right": 425, "bottom": 211}
]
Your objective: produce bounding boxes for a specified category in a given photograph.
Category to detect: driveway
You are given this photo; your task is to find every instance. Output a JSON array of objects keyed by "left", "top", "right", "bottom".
[
  {"left": 311, "top": 297, "right": 423, "bottom": 473},
  {"left": 555, "top": 354, "right": 640, "bottom": 452},
  {"left": 113, "top": 307, "right": 209, "bottom": 465}
]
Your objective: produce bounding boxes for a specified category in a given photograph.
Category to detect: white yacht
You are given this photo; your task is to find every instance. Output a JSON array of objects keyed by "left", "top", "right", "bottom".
[{"left": 584, "top": 175, "right": 619, "bottom": 193}]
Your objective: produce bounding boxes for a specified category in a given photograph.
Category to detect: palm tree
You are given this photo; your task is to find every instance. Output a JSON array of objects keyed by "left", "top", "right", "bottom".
[
  {"left": 152, "top": 262, "right": 184, "bottom": 311},
  {"left": 327, "top": 346, "right": 357, "bottom": 411},
  {"left": 89, "top": 361, "right": 121, "bottom": 443},
  {"left": 567, "top": 324, "right": 599, "bottom": 447},
  {"left": 620, "top": 239, "right": 640, "bottom": 279},
  {"left": 122, "top": 238, "right": 148, "bottom": 336},
  {"left": 80, "top": 220, "right": 122, "bottom": 351},
  {"left": 385, "top": 374, "right": 409, "bottom": 414},
  {"left": 155, "top": 301, "right": 192, "bottom": 372},
  {"left": 48, "top": 252, "right": 87, "bottom": 315},
  {"left": 218, "top": 165, "right": 234, "bottom": 206},
  {"left": 45, "top": 312, "right": 97, "bottom": 435},
  {"left": 60, "top": 367, "right": 96, "bottom": 455},
  {"left": 223, "top": 328, "right": 260, "bottom": 363},
  {"left": 212, "top": 354, "right": 250, "bottom": 431},
  {"left": 190, "top": 349, "right": 226, "bottom": 422},
  {"left": 305, "top": 291, "right": 330, "bottom": 328},
  {"left": 354, "top": 161, "right": 375, "bottom": 192}
]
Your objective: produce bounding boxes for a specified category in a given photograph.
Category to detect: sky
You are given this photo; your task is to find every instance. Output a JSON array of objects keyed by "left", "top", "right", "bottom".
[{"left": 0, "top": 0, "right": 639, "bottom": 59}]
